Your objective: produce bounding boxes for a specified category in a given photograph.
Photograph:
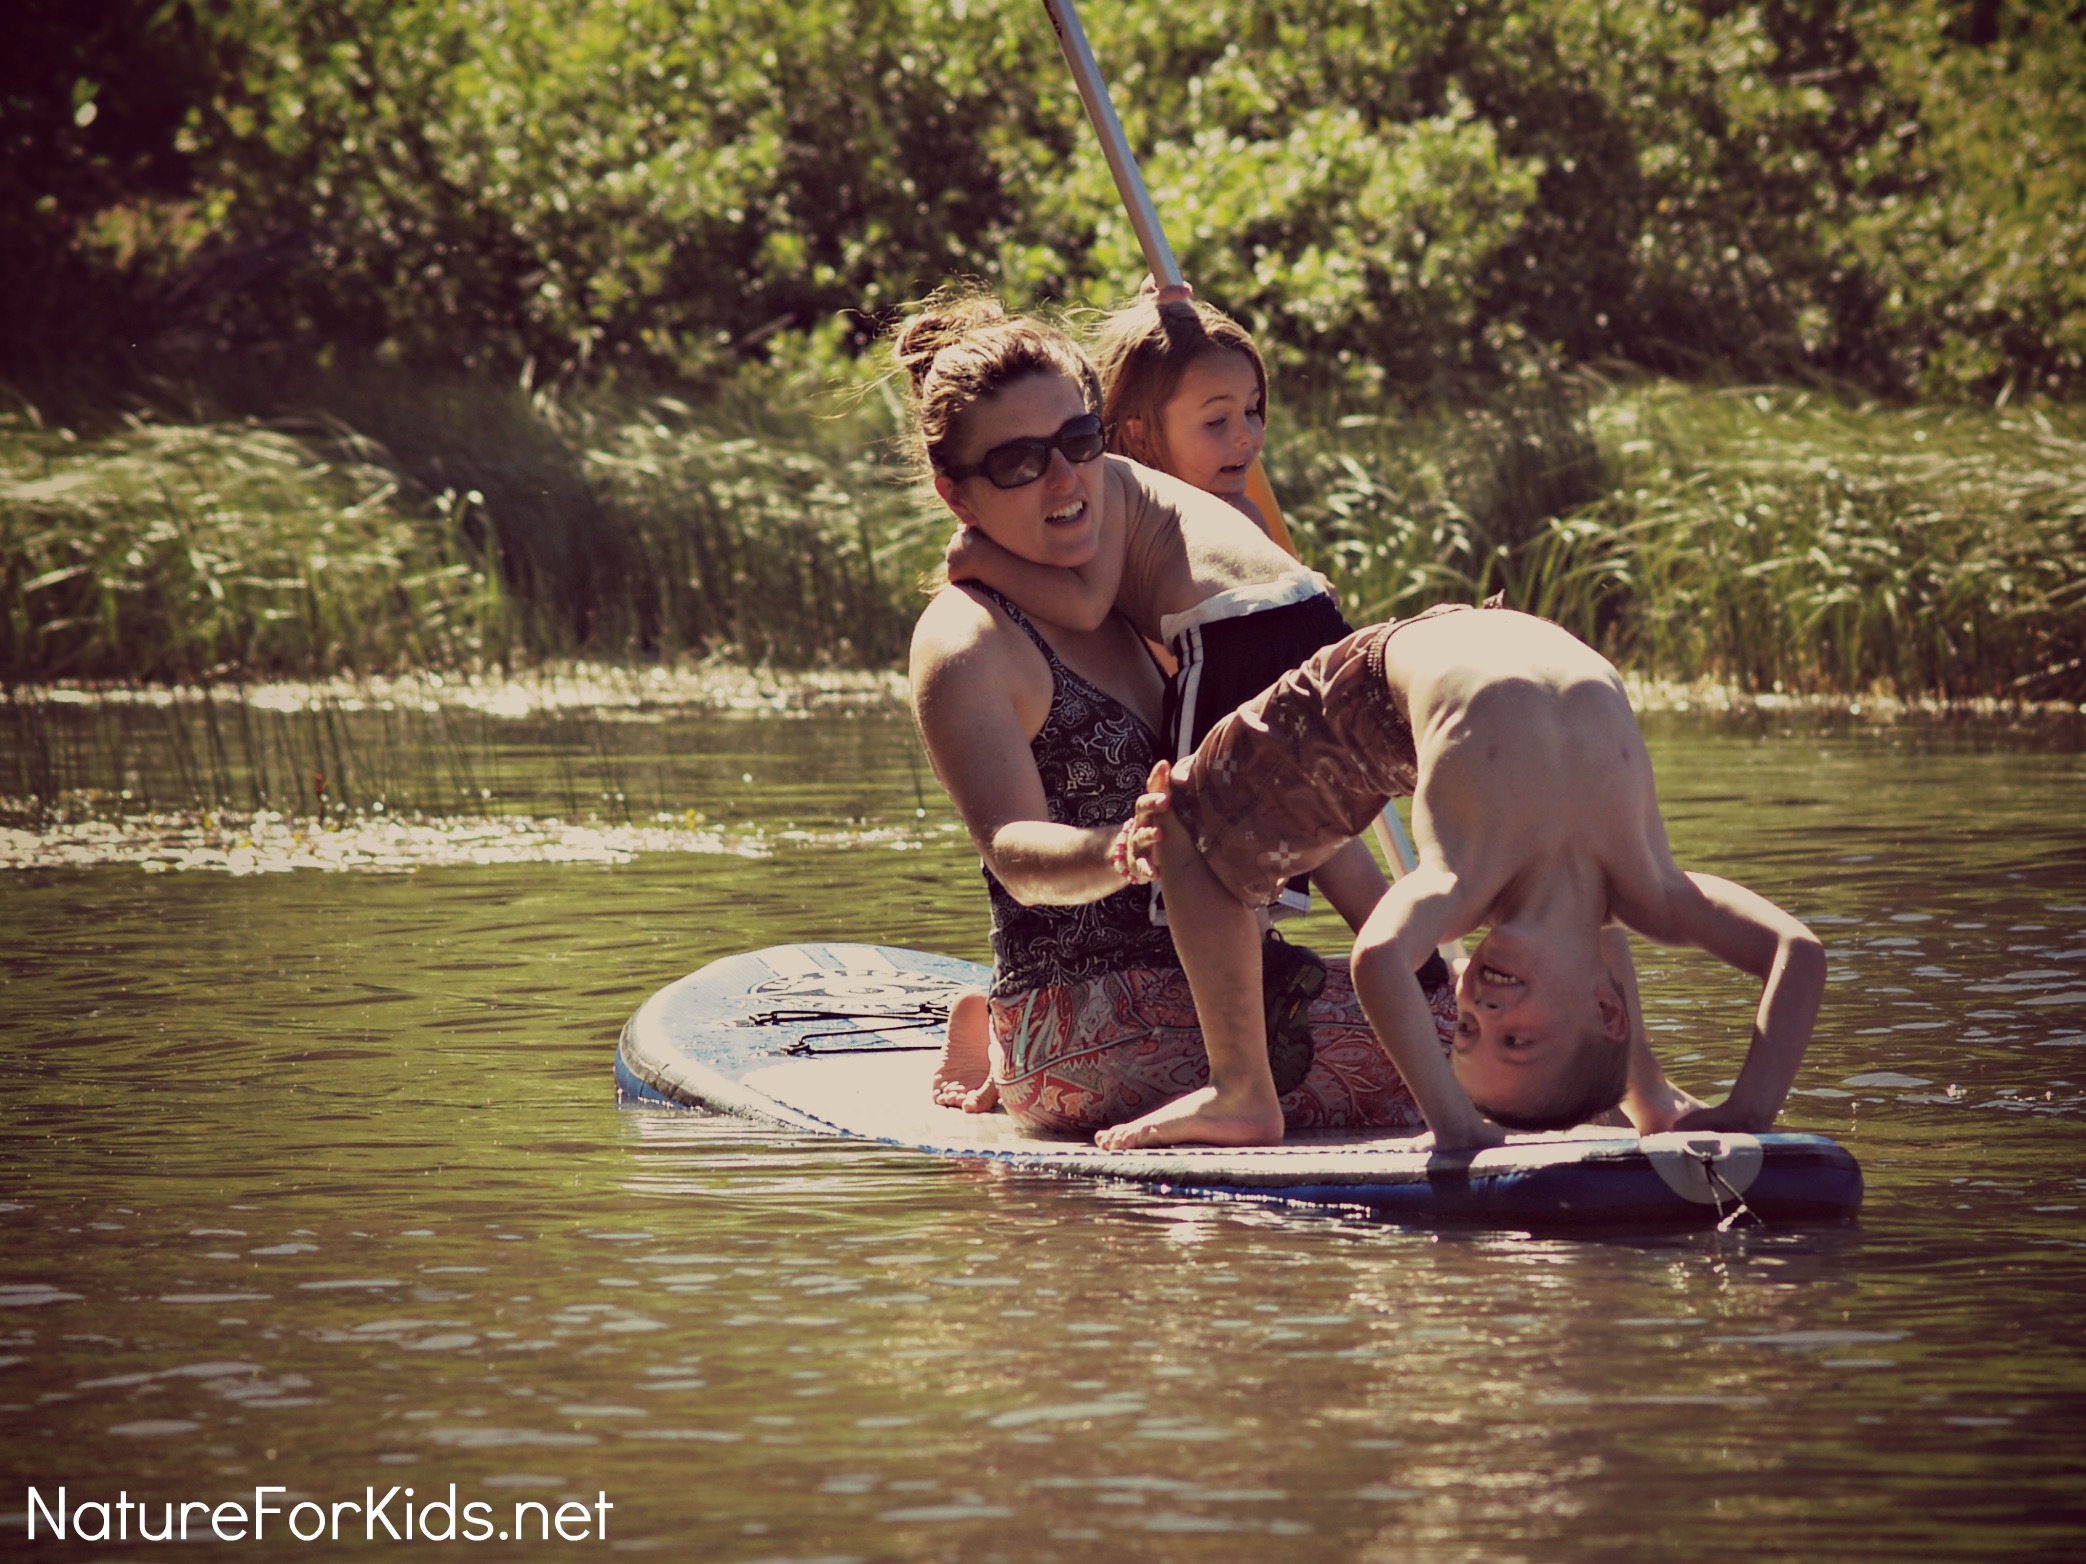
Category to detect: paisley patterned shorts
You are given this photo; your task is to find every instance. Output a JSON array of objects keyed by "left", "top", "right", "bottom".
[{"left": 987, "top": 957, "right": 1457, "bottom": 1138}]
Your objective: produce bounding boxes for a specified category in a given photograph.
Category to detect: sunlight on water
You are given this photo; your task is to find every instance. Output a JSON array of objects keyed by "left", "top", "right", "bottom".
[
  {"left": 1, "top": 810, "right": 948, "bottom": 874},
  {"left": 2, "top": 702, "right": 2083, "bottom": 1561}
]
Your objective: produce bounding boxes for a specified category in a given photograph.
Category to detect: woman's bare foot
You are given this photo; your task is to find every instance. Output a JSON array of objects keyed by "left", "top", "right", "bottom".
[
  {"left": 1093, "top": 1085, "right": 1284, "bottom": 1151},
  {"left": 931, "top": 991, "right": 999, "bottom": 1112}
]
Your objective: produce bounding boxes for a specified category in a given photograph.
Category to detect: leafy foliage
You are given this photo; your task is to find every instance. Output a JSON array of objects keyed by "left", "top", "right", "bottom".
[
  {"left": 4, "top": 0, "right": 2080, "bottom": 399},
  {"left": 6, "top": 1, "right": 2083, "bottom": 696}
]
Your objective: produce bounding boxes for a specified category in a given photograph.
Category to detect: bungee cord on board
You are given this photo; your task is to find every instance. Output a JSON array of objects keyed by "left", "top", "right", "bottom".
[{"left": 742, "top": 1004, "right": 953, "bottom": 1055}]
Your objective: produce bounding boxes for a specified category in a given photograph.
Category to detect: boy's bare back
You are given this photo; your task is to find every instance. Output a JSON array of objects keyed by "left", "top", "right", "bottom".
[{"left": 1385, "top": 608, "right": 1681, "bottom": 939}]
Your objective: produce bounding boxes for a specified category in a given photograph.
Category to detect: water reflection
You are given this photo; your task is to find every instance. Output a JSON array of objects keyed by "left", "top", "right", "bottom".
[{"left": 2, "top": 707, "right": 2084, "bottom": 1560}]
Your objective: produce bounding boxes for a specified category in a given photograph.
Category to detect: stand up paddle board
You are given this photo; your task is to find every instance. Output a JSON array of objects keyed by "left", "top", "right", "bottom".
[{"left": 616, "top": 942, "right": 1862, "bottom": 1231}]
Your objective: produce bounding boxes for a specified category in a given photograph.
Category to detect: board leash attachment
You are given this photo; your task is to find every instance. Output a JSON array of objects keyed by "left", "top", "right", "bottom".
[{"left": 1699, "top": 1148, "right": 1764, "bottom": 1232}]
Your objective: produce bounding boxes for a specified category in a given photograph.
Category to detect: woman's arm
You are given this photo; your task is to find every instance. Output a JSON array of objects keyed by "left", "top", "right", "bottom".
[{"left": 910, "top": 591, "right": 1131, "bottom": 906}]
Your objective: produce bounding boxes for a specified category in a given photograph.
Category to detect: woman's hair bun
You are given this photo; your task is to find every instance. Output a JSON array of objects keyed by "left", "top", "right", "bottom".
[{"left": 892, "top": 293, "right": 1009, "bottom": 399}]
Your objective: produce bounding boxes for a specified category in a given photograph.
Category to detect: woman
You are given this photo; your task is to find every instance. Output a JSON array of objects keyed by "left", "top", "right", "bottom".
[{"left": 900, "top": 292, "right": 1454, "bottom": 1143}]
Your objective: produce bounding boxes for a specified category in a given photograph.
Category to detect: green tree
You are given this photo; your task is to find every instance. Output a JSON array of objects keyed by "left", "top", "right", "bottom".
[{"left": 0, "top": 0, "right": 227, "bottom": 389}]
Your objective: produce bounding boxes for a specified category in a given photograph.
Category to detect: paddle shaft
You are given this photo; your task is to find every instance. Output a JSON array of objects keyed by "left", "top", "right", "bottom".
[
  {"left": 1044, "top": 0, "right": 1297, "bottom": 564},
  {"left": 1041, "top": 0, "right": 1182, "bottom": 289}
]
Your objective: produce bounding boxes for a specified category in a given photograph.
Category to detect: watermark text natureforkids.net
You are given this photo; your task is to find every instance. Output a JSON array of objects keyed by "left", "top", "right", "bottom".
[{"left": 27, "top": 1485, "right": 612, "bottom": 1545}]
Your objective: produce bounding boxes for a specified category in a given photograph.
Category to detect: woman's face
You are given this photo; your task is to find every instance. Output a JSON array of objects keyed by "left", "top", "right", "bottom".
[
  {"left": 1156, "top": 349, "right": 1265, "bottom": 499},
  {"left": 934, "top": 372, "right": 1104, "bottom": 570}
]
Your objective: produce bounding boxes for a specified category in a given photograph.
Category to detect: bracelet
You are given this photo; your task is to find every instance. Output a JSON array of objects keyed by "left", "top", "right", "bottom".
[{"left": 1107, "top": 821, "right": 1139, "bottom": 883}]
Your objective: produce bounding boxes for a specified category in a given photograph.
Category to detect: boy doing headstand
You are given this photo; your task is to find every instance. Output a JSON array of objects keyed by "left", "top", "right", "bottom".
[{"left": 1099, "top": 603, "right": 1827, "bottom": 1153}]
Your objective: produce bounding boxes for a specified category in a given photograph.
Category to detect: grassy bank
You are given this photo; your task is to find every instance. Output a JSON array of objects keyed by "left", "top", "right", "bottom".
[
  {"left": 5, "top": 370, "right": 2083, "bottom": 702},
  {"left": 2, "top": 358, "right": 939, "bottom": 683},
  {"left": 1274, "top": 383, "right": 2086, "bottom": 703}
]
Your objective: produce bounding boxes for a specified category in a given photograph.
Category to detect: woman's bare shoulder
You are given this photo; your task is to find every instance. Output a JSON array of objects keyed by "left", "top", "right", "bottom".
[
  {"left": 909, "top": 585, "right": 1034, "bottom": 694},
  {"left": 912, "top": 581, "right": 993, "bottom": 647}
]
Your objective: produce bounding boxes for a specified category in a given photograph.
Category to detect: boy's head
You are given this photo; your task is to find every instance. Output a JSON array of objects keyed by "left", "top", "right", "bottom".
[
  {"left": 1450, "top": 931, "right": 1630, "bottom": 1132},
  {"left": 1091, "top": 294, "right": 1268, "bottom": 487}
]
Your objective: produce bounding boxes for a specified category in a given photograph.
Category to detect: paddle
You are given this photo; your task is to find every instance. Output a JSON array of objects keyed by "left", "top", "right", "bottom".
[
  {"left": 1038, "top": 0, "right": 1299, "bottom": 554},
  {"left": 1041, "top": 0, "right": 1462, "bottom": 963}
]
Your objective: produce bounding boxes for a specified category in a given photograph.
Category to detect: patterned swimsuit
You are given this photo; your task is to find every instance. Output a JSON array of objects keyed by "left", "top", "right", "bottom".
[
  {"left": 974, "top": 587, "right": 1178, "bottom": 999},
  {"left": 968, "top": 586, "right": 1445, "bottom": 1139}
]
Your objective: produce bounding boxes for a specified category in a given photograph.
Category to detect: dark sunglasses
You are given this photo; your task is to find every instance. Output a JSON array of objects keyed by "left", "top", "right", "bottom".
[{"left": 940, "top": 413, "right": 1105, "bottom": 488}]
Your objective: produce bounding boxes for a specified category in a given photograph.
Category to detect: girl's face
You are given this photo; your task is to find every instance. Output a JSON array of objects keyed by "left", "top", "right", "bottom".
[
  {"left": 933, "top": 371, "right": 1104, "bottom": 570},
  {"left": 1156, "top": 349, "right": 1266, "bottom": 498}
]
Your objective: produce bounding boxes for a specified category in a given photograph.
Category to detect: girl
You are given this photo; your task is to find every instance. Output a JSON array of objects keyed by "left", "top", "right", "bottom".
[{"left": 1090, "top": 289, "right": 1280, "bottom": 538}]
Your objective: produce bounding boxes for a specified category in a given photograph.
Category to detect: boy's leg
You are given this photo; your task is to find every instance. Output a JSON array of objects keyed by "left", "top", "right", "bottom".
[{"left": 1093, "top": 813, "right": 1285, "bottom": 1151}]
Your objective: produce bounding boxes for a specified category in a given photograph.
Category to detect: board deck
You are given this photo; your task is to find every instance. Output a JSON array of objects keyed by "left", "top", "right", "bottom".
[{"left": 616, "top": 942, "right": 1863, "bottom": 1231}]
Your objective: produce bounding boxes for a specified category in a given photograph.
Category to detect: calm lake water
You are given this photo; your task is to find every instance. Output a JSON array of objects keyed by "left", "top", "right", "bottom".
[{"left": 3, "top": 687, "right": 2084, "bottom": 1562}]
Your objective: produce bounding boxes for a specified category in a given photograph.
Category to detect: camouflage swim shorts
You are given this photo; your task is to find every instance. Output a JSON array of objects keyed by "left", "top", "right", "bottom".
[{"left": 1169, "top": 617, "right": 1424, "bottom": 909}]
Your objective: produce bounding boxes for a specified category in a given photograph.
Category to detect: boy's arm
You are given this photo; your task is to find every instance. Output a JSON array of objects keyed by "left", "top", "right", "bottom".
[
  {"left": 1628, "top": 872, "right": 1825, "bottom": 1133},
  {"left": 1584, "top": 926, "right": 1709, "bottom": 1133},
  {"left": 1349, "top": 870, "right": 1505, "bottom": 1153},
  {"left": 945, "top": 517, "right": 1124, "bottom": 633}
]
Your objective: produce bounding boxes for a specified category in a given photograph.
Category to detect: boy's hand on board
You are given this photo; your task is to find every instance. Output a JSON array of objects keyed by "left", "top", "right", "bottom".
[
  {"left": 1411, "top": 1120, "right": 1510, "bottom": 1157},
  {"left": 1670, "top": 1098, "right": 1779, "bottom": 1135}
]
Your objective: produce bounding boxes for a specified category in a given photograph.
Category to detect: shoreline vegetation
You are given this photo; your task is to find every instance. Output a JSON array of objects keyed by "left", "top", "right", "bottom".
[
  {"left": 7, "top": 0, "right": 2083, "bottom": 705},
  {"left": 6, "top": 647, "right": 2074, "bottom": 867},
  {"left": 7, "top": 370, "right": 2083, "bottom": 702}
]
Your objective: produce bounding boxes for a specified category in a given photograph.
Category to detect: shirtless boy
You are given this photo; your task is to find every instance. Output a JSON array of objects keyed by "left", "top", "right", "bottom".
[{"left": 1101, "top": 603, "right": 1827, "bottom": 1154}]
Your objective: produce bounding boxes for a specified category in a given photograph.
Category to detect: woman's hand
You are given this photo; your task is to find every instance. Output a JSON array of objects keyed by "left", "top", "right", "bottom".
[
  {"left": 1106, "top": 819, "right": 1156, "bottom": 886},
  {"left": 1129, "top": 759, "right": 1181, "bottom": 882},
  {"left": 1105, "top": 760, "right": 1178, "bottom": 886}
]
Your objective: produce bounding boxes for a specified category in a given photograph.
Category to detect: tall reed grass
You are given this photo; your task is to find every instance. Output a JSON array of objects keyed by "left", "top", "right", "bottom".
[
  {"left": 1, "top": 411, "right": 505, "bottom": 682},
  {"left": 6, "top": 366, "right": 2082, "bottom": 703},
  {"left": 1273, "top": 383, "right": 2086, "bottom": 703},
  {"left": 566, "top": 365, "right": 937, "bottom": 667},
  {"left": 3, "top": 358, "right": 946, "bottom": 684},
  {"left": 1588, "top": 389, "right": 2086, "bottom": 701},
  {"left": 1268, "top": 374, "right": 1623, "bottom": 640}
]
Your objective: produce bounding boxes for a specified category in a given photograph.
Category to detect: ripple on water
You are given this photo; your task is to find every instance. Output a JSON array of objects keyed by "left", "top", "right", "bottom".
[{"left": 4, "top": 813, "right": 780, "bottom": 874}]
